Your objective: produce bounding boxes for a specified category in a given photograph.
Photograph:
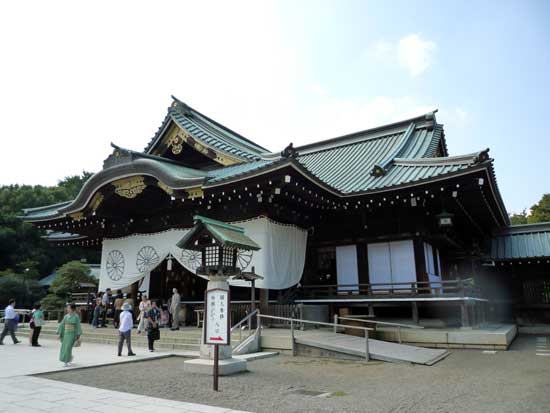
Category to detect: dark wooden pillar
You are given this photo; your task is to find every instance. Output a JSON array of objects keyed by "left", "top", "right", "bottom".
[
  {"left": 130, "top": 281, "right": 139, "bottom": 301},
  {"left": 412, "top": 302, "right": 419, "bottom": 324},
  {"left": 356, "top": 242, "right": 370, "bottom": 285},
  {"left": 413, "top": 238, "right": 428, "bottom": 283},
  {"left": 461, "top": 302, "right": 471, "bottom": 328},
  {"left": 251, "top": 280, "right": 256, "bottom": 311},
  {"left": 259, "top": 288, "right": 269, "bottom": 314}
]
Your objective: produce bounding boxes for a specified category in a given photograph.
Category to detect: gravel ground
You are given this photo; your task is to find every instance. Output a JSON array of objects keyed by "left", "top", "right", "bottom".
[{"left": 40, "top": 335, "right": 550, "bottom": 413}]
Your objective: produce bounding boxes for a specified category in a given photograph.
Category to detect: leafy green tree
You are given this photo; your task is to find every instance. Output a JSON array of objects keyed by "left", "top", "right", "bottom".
[
  {"left": 510, "top": 210, "right": 528, "bottom": 225},
  {"left": 50, "top": 260, "right": 96, "bottom": 297},
  {"left": 41, "top": 260, "right": 98, "bottom": 311},
  {"left": 529, "top": 194, "right": 550, "bottom": 224},
  {"left": 0, "top": 172, "right": 100, "bottom": 277},
  {"left": 0, "top": 274, "right": 45, "bottom": 308},
  {"left": 40, "top": 293, "right": 68, "bottom": 310}
]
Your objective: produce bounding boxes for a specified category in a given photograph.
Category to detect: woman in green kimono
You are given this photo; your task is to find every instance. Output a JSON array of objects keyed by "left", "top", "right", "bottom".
[{"left": 57, "top": 303, "right": 82, "bottom": 367}]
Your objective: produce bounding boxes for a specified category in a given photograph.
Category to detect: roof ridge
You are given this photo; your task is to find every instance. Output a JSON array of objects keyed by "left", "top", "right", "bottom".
[
  {"left": 169, "top": 108, "right": 261, "bottom": 161},
  {"left": 21, "top": 200, "right": 73, "bottom": 214},
  {"left": 370, "top": 123, "right": 416, "bottom": 177},
  {"left": 394, "top": 149, "right": 490, "bottom": 166},
  {"left": 499, "top": 222, "right": 550, "bottom": 235},
  {"left": 171, "top": 96, "right": 270, "bottom": 153},
  {"left": 294, "top": 110, "right": 438, "bottom": 154}
]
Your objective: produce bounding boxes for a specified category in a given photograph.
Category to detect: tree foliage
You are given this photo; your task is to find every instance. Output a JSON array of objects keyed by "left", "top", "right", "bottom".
[
  {"left": 0, "top": 274, "right": 45, "bottom": 308},
  {"left": 41, "top": 260, "right": 97, "bottom": 310},
  {"left": 50, "top": 260, "right": 96, "bottom": 297},
  {"left": 509, "top": 194, "right": 550, "bottom": 225},
  {"left": 529, "top": 194, "right": 550, "bottom": 224},
  {"left": 0, "top": 172, "right": 99, "bottom": 276},
  {"left": 510, "top": 210, "right": 528, "bottom": 225}
]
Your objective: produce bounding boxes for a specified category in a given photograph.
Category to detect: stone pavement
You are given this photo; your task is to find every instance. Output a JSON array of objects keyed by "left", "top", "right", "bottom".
[{"left": 0, "top": 339, "right": 250, "bottom": 413}]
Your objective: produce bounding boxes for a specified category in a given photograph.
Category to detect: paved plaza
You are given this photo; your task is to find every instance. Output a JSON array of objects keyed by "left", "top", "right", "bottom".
[
  {"left": 40, "top": 335, "right": 550, "bottom": 413},
  {"left": 0, "top": 338, "right": 248, "bottom": 413},
  {"left": 1, "top": 334, "right": 550, "bottom": 412}
]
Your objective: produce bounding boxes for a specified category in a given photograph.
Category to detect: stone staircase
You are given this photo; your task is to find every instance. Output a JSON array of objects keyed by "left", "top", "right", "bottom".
[{"left": 17, "top": 322, "right": 216, "bottom": 351}]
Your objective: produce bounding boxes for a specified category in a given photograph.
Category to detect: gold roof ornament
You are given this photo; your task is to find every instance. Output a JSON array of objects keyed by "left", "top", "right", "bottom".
[{"left": 112, "top": 176, "right": 146, "bottom": 199}]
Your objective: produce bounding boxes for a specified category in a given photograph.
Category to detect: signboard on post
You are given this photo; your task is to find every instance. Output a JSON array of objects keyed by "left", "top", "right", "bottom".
[
  {"left": 204, "top": 288, "right": 231, "bottom": 345},
  {"left": 204, "top": 287, "right": 230, "bottom": 391}
]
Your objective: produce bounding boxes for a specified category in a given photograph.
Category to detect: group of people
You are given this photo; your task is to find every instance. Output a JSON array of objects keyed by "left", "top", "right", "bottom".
[
  {"left": 0, "top": 288, "right": 184, "bottom": 367},
  {"left": 90, "top": 288, "right": 136, "bottom": 329},
  {"left": 1, "top": 299, "right": 45, "bottom": 347}
]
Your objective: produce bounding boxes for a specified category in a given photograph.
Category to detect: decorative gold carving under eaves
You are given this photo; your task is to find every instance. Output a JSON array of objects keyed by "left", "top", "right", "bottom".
[
  {"left": 185, "top": 186, "right": 204, "bottom": 199},
  {"left": 157, "top": 181, "right": 174, "bottom": 195},
  {"left": 159, "top": 124, "right": 243, "bottom": 166},
  {"left": 168, "top": 133, "right": 187, "bottom": 155},
  {"left": 112, "top": 176, "right": 146, "bottom": 199},
  {"left": 90, "top": 193, "right": 104, "bottom": 212},
  {"left": 69, "top": 212, "right": 85, "bottom": 221}
]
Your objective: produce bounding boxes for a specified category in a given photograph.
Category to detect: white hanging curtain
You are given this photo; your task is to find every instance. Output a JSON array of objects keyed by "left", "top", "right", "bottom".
[{"left": 98, "top": 216, "right": 307, "bottom": 291}]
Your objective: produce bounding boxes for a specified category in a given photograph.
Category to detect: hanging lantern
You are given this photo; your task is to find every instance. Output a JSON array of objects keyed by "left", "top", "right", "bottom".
[
  {"left": 436, "top": 211, "right": 454, "bottom": 228},
  {"left": 167, "top": 254, "right": 173, "bottom": 271}
]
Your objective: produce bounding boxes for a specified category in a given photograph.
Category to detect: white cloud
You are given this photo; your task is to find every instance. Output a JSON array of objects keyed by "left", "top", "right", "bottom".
[
  {"left": 397, "top": 34, "right": 437, "bottom": 76},
  {"left": 373, "top": 40, "right": 393, "bottom": 58}
]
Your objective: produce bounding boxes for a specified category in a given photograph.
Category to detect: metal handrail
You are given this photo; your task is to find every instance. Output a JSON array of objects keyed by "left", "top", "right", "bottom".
[
  {"left": 258, "top": 313, "right": 374, "bottom": 332},
  {"left": 257, "top": 313, "right": 373, "bottom": 361},
  {"left": 231, "top": 309, "right": 259, "bottom": 345},
  {"left": 301, "top": 278, "right": 475, "bottom": 289},
  {"left": 231, "top": 309, "right": 258, "bottom": 333},
  {"left": 336, "top": 315, "right": 423, "bottom": 344},
  {"left": 337, "top": 316, "right": 424, "bottom": 329}
]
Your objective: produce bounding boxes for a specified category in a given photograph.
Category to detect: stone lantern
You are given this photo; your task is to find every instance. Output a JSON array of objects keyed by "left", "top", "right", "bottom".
[{"left": 177, "top": 215, "right": 261, "bottom": 375}]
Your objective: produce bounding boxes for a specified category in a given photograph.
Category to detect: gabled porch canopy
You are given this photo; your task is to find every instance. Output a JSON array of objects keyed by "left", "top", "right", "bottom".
[{"left": 176, "top": 215, "right": 261, "bottom": 251}]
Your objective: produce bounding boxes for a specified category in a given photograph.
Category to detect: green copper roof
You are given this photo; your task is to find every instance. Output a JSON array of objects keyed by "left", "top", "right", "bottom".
[
  {"left": 22, "top": 201, "right": 73, "bottom": 220},
  {"left": 177, "top": 215, "right": 261, "bottom": 251},
  {"left": 145, "top": 97, "right": 268, "bottom": 160},
  {"left": 39, "top": 264, "right": 100, "bottom": 287},
  {"left": 490, "top": 223, "right": 550, "bottom": 260},
  {"left": 21, "top": 106, "right": 507, "bottom": 226},
  {"left": 295, "top": 121, "right": 455, "bottom": 194},
  {"left": 207, "top": 159, "right": 278, "bottom": 184}
]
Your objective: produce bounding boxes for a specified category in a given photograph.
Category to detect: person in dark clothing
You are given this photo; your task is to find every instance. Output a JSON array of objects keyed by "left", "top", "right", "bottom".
[
  {"left": 31, "top": 303, "right": 45, "bottom": 347},
  {"left": 113, "top": 290, "right": 124, "bottom": 329},
  {"left": 145, "top": 300, "right": 161, "bottom": 352},
  {"left": 91, "top": 298, "right": 102, "bottom": 328}
]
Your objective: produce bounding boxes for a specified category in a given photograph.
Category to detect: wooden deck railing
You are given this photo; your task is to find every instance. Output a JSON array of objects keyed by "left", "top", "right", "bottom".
[{"left": 296, "top": 278, "right": 482, "bottom": 300}]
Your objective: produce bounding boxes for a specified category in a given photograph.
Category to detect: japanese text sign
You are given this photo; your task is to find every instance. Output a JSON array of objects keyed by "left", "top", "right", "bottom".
[{"left": 204, "top": 288, "right": 230, "bottom": 345}]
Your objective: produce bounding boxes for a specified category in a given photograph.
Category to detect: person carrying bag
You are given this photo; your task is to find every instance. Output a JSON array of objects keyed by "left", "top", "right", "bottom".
[{"left": 145, "top": 300, "right": 161, "bottom": 352}]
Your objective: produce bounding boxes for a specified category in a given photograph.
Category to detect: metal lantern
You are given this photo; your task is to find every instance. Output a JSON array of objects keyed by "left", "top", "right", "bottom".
[
  {"left": 436, "top": 211, "right": 454, "bottom": 229},
  {"left": 176, "top": 215, "right": 261, "bottom": 278}
]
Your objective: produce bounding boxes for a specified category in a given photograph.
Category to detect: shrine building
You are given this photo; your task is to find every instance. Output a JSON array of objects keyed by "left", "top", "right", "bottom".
[{"left": 21, "top": 97, "right": 550, "bottom": 327}]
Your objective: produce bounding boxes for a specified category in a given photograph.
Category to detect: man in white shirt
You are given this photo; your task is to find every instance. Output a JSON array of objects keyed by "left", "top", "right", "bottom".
[
  {"left": 0, "top": 299, "right": 20, "bottom": 345},
  {"left": 117, "top": 302, "right": 135, "bottom": 357}
]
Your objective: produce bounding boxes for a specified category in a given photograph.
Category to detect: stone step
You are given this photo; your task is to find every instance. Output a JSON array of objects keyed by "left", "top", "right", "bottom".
[
  {"left": 19, "top": 326, "right": 245, "bottom": 343},
  {"left": 31, "top": 332, "right": 202, "bottom": 351},
  {"left": 19, "top": 327, "right": 203, "bottom": 341}
]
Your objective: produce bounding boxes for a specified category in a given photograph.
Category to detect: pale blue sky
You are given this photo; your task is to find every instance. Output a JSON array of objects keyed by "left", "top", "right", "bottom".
[{"left": 0, "top": 0, "right": 548, "bottom": 213}]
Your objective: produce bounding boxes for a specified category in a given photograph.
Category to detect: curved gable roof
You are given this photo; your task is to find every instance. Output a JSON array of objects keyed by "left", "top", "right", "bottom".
[{"left": 145, "top": 97, "right": 269, "bottom": 161}]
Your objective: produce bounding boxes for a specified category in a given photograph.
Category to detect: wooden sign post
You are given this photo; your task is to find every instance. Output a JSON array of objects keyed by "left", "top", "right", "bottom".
[{"left": 204, "top": 288, "right": 230, "bottom": 391}]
